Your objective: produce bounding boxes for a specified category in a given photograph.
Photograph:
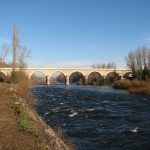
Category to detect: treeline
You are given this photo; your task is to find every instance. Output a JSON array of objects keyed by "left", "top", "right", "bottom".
[
  {"left": 126, "top": 46, "right": 150, "bottom": 80},
  {"left": 113, "top": 46, "right": 150, "bottom": 95},
  {"left": 92, "top": 62, "right": 116, "bottom": 69}
]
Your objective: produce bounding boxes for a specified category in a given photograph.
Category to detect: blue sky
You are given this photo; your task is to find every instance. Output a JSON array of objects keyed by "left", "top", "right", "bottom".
[{"left": 0, "top": 0, "right": 150, "bottom": 68}]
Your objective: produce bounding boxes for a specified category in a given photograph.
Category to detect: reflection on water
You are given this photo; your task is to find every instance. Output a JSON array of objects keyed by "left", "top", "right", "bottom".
[{"left": 32, "top": 85, "right": 150, "bottom": 150}]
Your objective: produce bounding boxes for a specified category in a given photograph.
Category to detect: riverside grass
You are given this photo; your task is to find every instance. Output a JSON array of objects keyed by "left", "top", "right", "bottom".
[
  {"left": 0, "top": 84, "right": 48, "bottom": 150},
  {"left": 113, "top": 79, "right": 150, "bottom": 95}
]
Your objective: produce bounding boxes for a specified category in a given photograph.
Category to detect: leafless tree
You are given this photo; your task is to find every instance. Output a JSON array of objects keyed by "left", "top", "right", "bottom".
[
  {"left": 141, "top": 46, "right": 147, "bottom": 68},
  {"left": 147, "top": 50, "right": 150, "bottom": 70},
  {"left": 0, "top": 43, "right": 9, "bottom": 66},
  {"left": 12, "top": 24, "right": 19, "bottom": 71},
  {"left": 92, "top": 62, "right": 116, "bottom": 69},
  {"left": 17, "top": 46, "right": 31, "bottom": 70},
  {"left": 135, "top": 48, "right": 143, "bottom": 79},
  {"left": 126, "top": 46, "right": 150, "bottom": 79},
  {"left": 125, "top": 50, "right": 136, "bottom": 77},
  {"left": 92, "top": 63, "right": 96, "bottom": 68},
  {"left": 11, "top": 24, "right": 31, "bottom": 70}
]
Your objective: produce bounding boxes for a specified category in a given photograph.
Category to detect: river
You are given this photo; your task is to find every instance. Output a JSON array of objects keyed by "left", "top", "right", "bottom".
[{"left": 32, "top": 85, "right": 150, "bottom": 150}]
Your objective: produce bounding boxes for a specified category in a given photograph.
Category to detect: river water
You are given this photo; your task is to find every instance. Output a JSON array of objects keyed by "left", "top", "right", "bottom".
[{"left": 32, "top": 85, "right": 150, "bottom": 150}]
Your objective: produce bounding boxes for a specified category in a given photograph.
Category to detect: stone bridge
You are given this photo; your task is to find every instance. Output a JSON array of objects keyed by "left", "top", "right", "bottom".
[{"left": 0, "top": 67, "right": 131, "bottom": 85}]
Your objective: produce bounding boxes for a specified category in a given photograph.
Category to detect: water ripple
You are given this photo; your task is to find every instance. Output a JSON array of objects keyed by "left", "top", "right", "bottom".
[{"left": 32, "top": 85, "right": 150, "bottom": 150}]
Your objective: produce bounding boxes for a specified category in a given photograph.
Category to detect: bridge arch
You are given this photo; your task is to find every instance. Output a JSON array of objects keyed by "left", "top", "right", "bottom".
[
  {"left": 50, "top": 71, "right": 66, "bottom": 85},
  {"left": 123, "top": 72, "right": 134, "bottom": 80},
  {"left": 87, "top": 72, "right": 104, "bottom": 85},
  {"left": 105, "top": 72, "right": 120, "bottom": 84},
  {"left": 69, "top": 71, "right": 85, "bottom": 85},
  {"left": 0, "top": 71, "right": 7, "bottom": 82},
  {"left": 29, "top": 70, "right": 47, "bottom": 79},
  {"left": 0, "top": 70, "right": 7, "bottom": 76},
  {"left": 30, "top": 71, "right": 47, "bottom": 84}
]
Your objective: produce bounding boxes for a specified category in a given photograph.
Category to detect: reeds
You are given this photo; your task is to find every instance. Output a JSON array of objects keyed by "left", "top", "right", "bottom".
[{"left": 113, "top": 79, "right": 150, "bottom": 95}]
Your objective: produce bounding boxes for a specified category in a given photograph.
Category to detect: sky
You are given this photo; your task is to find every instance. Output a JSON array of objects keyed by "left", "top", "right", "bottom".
[{"left": 0, "top": 0, "right": 150, "bottom": 68}]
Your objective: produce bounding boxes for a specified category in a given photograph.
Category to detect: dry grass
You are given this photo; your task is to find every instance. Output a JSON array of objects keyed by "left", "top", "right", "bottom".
[
  {"left": 113, "top": 79, "right": 150, "bottom": 95},
  {"left": 0, "top": 84, "right": 49, "bottom": 150},
  {"left": 0, "top": 83, "right": 75, "bottom": 150},
  {"left": 113, "top": 79, "right": 132, "bottom": 89},
  {"left": 12, "top": 71, "right": 36, "bottom": 107},
  {"left": 17, "top": 79, "right": 36, "bottom": 106},
  {"left": 129, "top": 80, "right": 150, "bottom": 95}
]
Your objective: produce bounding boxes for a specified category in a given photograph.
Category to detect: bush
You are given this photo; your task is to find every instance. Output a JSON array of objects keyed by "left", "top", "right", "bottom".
[
  {"left": 11, "top": 71, "right": 35, "bottom": 106},
  {"left": 113, "top": 79, "right": 150, "bottom": 95},
  {"left": 113, "top": 79, "right": 131, "bottom": 89},
  {"left": 128, "top": 87, "right": 148, "bottom": 95},
  {"left": 11, "top": 70, "right": 17, "bottom": 83},
  {"left": 131, "top": 80, "right": 146, "bottom": 88}
]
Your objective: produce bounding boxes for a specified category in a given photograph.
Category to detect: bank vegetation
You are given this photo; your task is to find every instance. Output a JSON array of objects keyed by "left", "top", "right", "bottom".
[
  {"left": 113, "top": 46, "right": 150, "bottom": 95},
  {"left": 113, "top": 79, "right": 150, "bottom": 95}
]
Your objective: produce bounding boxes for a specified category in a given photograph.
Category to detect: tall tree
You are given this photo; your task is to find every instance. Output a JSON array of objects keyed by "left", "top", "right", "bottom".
[
  {"left": 126, "top": 46, "right": 150, "bottom": 79},
  {"left": 125, "top": 50, "right": 136, "bottom": 77},
  {"left": 12, "top": 24, "right": 19, "bottom": 71}
]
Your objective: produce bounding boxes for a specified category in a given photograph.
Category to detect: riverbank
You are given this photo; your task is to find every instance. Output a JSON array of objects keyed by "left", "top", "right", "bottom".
[
  {"left": 113, "top": 79, "right": 150, "bottom": 95},
  {"left": 0, "top": 83, "right": 75, "bottom": 150}
]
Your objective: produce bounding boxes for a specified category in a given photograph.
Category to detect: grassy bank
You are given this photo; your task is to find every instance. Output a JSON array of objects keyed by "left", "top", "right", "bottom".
[
  {"left": 113, "top": 79, "right": 150, "bottom": 95},
  {"left": 0, "top": 83, "right": 75, "bottom": 150}
]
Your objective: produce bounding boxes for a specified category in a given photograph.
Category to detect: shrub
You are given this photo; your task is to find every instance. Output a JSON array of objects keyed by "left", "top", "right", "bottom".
[
  {"left": 11, "top": 70, "right": 17, "bottom": 83},
  {"left": 128, "top": 87, "right": 148, "bottom": 95},
  {"left": 113, "top": 79, "right": 150, "bottom": 95},
  {"left": 131, "top": 80, "right": 146, "bottom": 88},
  {"left": 113, "top": 79, "right": 131, "bottom": 89},
  {"left": 11, "top": 71, "right": 35, "bottom": 106}
]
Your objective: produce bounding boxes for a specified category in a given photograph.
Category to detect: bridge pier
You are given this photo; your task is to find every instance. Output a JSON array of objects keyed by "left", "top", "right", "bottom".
[
  {"left": 46, "top": 75, "right": 50, "bottom": 85},
  {"left": 66, "top": 76, "right": 69, "bottom": 85},
  {"left": 84, "top": 75, "right": 88, "bottom": 85}
]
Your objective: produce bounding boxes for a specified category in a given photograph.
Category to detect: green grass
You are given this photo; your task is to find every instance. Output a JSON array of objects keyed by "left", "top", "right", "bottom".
[
  {"left": 19, "top": 110, "right": 36, "bottom": 129},
  {"left": 10, "top": 97, "right": 36, "bottom": 130}
]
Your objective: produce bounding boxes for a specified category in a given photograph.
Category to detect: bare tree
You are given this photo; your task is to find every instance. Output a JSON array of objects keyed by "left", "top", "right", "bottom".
[
  {"left": 147, "top": 50, "right": 150, "bottom": 70},
  {"left": 135, "top": 48, "right": 143, "bottom": 79},
  {"left": 92, "top": 63, "right": 96, "bottom": 68},
  {"left": 17, "top": 46, "right": 31, "bottom": 70},
  {"left": 12, "top": 24, "right": 19, "bottom": 71},
  {"left": 126, "top": 46, "right": 150, "bottom": 79},
  {"left": 11, "top": 24, "right": 32, "bottom": 83},
  {"left": 125, "top": 50, "right": 136, "bottom": 77},
  {"left": 0, "top": 43, "right": 9, "bottom": 66},
  {"left": 92, "top": 62, "right": 116, "bottom": 69},
  {"left": 141, "top": 46, "right": 147, "bottom": 68}
]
